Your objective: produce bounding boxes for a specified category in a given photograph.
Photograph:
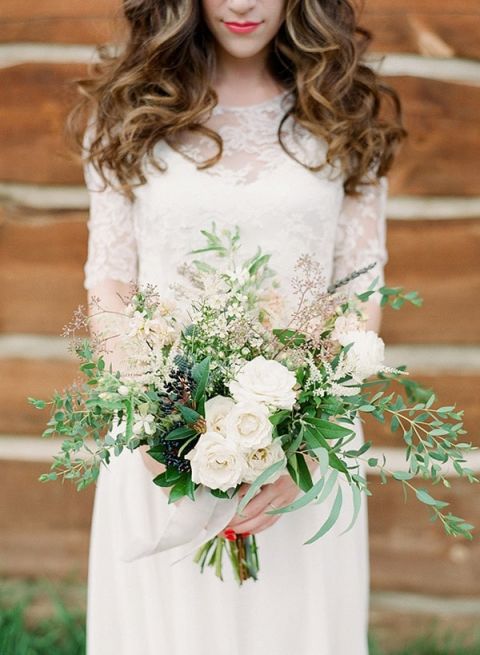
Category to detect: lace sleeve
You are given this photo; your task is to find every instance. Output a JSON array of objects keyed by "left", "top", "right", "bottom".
[
  {"left": 331, "top": 175, "right": 389, "bottom": 303},
  {"left": 82, "top": 122, "right": 138, "bottom": 290}
]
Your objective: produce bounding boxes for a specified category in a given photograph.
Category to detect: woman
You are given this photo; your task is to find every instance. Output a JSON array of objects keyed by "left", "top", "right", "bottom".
[{"left": 69, "top": 0, "right": 406, "bottom": 653}]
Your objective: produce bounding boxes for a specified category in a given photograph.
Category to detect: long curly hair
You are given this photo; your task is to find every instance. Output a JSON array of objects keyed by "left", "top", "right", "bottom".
[{"left": 66, "top": 0, "right": 407, "bottom": 202}]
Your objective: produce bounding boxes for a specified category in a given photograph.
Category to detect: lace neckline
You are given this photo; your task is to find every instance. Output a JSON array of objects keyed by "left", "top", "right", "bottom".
[{"left": 213, "top": 88, "right": 292, "bottom": 113}]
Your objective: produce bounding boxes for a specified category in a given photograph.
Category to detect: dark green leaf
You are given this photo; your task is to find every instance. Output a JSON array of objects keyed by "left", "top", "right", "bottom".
[
  {"left": 166, "top": 425, "right": 197, "bottom": 441},
  {"left": 304, "top": 417, "right": 354, "bottom": 440},
  {"left": 192, "top": 356, "right": 210, "bottom": 405},
  {"left": 269, "top": 410, "right": 290, "bottom": 426},
  {"left": 176, "top": 404, "right": 202, "bottom": 424}
]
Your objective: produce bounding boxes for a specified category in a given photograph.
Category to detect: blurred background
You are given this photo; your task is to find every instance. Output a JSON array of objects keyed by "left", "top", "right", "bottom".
[{"left": 0, "top": 1, "right": 479, "bottom": 652}]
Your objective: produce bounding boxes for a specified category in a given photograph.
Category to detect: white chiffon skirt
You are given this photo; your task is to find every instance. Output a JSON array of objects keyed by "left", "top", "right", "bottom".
[{"left": 86, "top": 417, "right": 370, "bottom": 655}]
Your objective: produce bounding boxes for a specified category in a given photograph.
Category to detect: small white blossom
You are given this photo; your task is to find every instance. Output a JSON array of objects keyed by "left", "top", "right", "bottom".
[{"left": 132, "top": 412, "right": 155, "bottom": 436}]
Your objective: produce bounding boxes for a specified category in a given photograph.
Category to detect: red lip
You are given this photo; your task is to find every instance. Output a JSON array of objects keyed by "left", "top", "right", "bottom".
[{"left": 225, "top": 22, "right": 261, "bottom": 26}]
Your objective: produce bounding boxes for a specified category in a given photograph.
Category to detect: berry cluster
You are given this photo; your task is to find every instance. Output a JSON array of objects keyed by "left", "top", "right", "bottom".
[
  {"left": 160, "top": 359, "right": 195, "bottom": 415},
  {"left": 162, "top": 437, "right": 192, "bottom": 474}
]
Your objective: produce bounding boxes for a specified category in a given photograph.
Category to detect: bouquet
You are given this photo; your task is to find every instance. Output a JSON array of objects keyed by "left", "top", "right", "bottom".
[{"left": 30, "top": 224, "right": 477, "bottom": 584}]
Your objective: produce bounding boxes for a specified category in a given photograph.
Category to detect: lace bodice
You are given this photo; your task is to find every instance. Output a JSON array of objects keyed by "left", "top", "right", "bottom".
[{"left": 83, "top": 89, "right": 388, "bottom": 312}]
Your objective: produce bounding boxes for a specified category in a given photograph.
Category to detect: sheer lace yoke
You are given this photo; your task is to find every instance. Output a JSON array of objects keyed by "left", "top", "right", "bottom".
[
  {"left": 83, "top": 89, "right": 389, "bottom": 309},
  {"left": 155, "top": 89, "right": 335, "bottom": 187}
]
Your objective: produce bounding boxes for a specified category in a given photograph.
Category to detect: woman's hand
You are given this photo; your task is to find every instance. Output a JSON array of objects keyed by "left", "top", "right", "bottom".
[
  {"left": 220, "top": 474, "right": 299, "bottom": 536},
  {"left": 220, "top": 456, "right": 318, "bottom": 537}
]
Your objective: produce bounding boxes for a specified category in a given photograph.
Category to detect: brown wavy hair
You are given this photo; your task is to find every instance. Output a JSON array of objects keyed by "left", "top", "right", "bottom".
[{"left": 66, "top": 0, "right": 407, "bottom": 202}]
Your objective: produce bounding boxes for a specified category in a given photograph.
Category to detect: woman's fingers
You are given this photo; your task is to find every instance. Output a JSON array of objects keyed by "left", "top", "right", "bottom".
[
  {"left": 237, "top": 514, "right": 280, "bottom": 535},
  {"left": 234, "top": 486, "right": 281, "bottom": 521},
  {"left": 225, "top": 513, "right": 280, "bottom": 536},
  {"left": 228, "top": 496, "right": 288, "bottom": 534}
]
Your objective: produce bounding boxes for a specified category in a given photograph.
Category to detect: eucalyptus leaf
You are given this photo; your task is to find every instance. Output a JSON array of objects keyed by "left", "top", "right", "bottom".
[
  {"left": 339, "top": 483, "right": 362, "bottom": 535},
  {"left": 236, "top": 459, "right": 287, "bottom": 516},
  {"left": 305, "top": 485, "right": 343, "bottom": 544},
  {"left": 266, "top": 475, "right": 326, "bottom": 515}
]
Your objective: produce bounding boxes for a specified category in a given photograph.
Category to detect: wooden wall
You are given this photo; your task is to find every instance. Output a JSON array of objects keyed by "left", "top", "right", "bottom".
[{"left": 1, "top": 0, "right": 479, "bottom": 641}]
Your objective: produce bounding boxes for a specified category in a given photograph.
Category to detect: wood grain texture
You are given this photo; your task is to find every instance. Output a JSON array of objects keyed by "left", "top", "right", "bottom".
[
  {"left": 368, "top": 476, "right": 480, "bottom": 596},
  {"left": 0, "top": 0, "right": 121, "bottom": 45},
  {"left": 0, "top": 208, "right": 87, "bottom": 334},
  {"left": 363, "top": 1, "right": 480, "bottom": 59},
  {"left": 0, "top": 63, "right": 85, "bottom": 185},
  {"left": 387, "top": 76, "right": 480, "bottom": 197},
  {"left": 0, "top": 459, "right": 93, "bottom": 579},
  {"left": 0, "top": 359, "right": 78, "bottom": 435},
  {"left": 381, "top": 218, "right": 480, "bottom": 344},
  {"left": 1, "top": 62, "right": 479, "bottom": 196}
]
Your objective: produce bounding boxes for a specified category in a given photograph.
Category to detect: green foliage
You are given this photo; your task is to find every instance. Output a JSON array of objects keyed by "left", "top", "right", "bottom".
[
  {"left": 31, "top": 223, "right": 478, "bottom": 581},
  {"left": 369, "top": 627, "right": 480, "bottom": 655},
  {"left": 0, "top": 582, "right": 85, "bottom": 655}
]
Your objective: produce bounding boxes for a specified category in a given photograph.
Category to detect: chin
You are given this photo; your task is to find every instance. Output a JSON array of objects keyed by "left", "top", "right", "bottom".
[{"left": 216, "top": 34, "right": 271, "bottom": 57}]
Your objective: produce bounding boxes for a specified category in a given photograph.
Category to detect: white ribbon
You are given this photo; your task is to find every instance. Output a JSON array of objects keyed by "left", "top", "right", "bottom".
[{"left": 107, "top": 417, "right": 240, "bottom": 564}]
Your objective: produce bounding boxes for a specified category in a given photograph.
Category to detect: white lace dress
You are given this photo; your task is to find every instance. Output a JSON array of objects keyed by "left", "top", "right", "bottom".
[{"left": 83, "top": 88, "right": 389, "bottom": 655}]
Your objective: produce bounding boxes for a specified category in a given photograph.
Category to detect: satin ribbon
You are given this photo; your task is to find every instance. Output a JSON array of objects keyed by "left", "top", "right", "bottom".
[{"left": 106, "top": 417, "right": 240, "bottom": 564}]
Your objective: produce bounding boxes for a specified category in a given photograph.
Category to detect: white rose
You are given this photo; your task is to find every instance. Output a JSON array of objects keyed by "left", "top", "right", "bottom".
[
  {"left": 228, "top": 355, "right": 297, "bottom": 410},
  {"left": 205, "top": 396, "right": 235, "bottom": 434},
  {"left": 337, "top": 329, "right": 386, "bottom": 383},
  {"left": 242, "top": 439, "right": 287, "bottom": 484},
  {"left": 224, "top": 401, "right": 273, "bottom": 452},
  {"left": 185, "top": 432, "right": 244, "bottom": 491}
]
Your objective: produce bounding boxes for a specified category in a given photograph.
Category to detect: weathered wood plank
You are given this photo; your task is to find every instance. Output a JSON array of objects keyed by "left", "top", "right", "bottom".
[
  {"left": 363, "top": 1, "right": 480, "bottom": 59},
  {"left": 1, "top": 62, "right": 479, "bottom": 196},
  {"left": 382, "top": 218, "right": 480, "bottom": 344},
  {"left": 0, "top": 209, "right": 87, "bottom": 334},
  {"left": 1, "top": 210, "right": 479, "bottom": 342},
  {"left": 387, "top": 76, "right": 480, "bottom": 197},
  {"left": 0, "top": 63, "right": 84, "bottom": 185},
  {"left": 0, "top": 459, "right": 93, "bottom": 579},
  {"left": 0, "top": 1, "right": 121, "bottom": 45},
  {"left": 368, "top": 476, "right": 480, "bottom": 596},
  {"left": 0, "top": 359, "right": 78, "bottom": 435}
]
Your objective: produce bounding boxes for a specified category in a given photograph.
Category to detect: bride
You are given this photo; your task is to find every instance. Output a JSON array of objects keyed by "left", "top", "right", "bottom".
[{"left": 68, "top": 0, "right": 406, "bottom": 653}]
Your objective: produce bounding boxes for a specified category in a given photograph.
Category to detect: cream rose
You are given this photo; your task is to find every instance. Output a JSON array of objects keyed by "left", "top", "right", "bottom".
[
  {"left": 205, "top": 396, "right": 235, "bottom": 434},
  {"left": 185, "top": 432, "right": 244, "bottom": 491},
  {"left": 228, "top": 355, "right": 297, "bottom": 410},
  {"left": 224, "top": 401, "right": 273, "bottom": 452},
  {"left": 242, "top": 439, "right": 287, "bottom": 484},
  {"left": 336, "top": 329, "right": 386, "bottom": 383}
]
